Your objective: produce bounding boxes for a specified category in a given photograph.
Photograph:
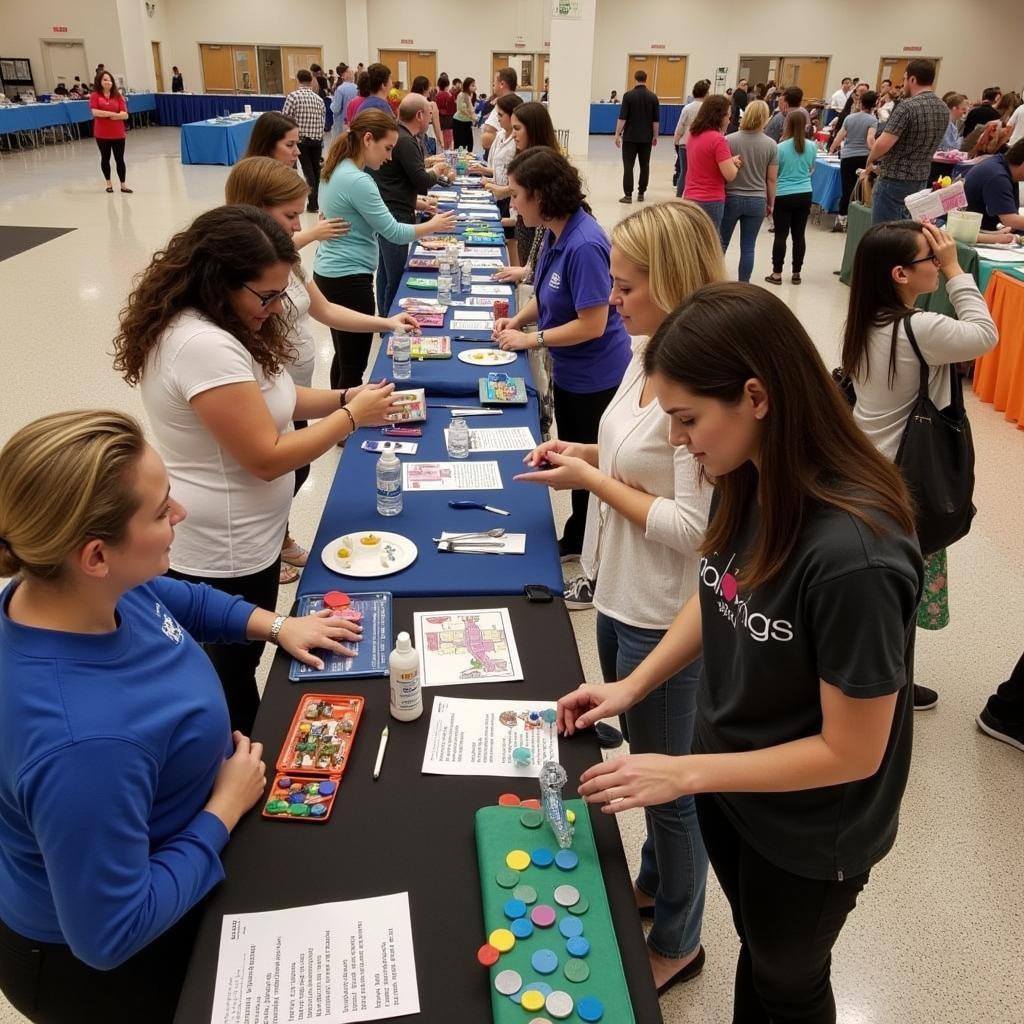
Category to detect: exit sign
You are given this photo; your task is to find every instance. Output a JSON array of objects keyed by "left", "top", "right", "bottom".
[
  {"left": 52, "top": 25, "right": 69, "bottom": 32},
  {"left": 903, "top": 45, "right": 923, "bottom": 51},
  {"left": 651, "top": 43, "right": 666, "bottom": 50},
  {"left": 514, "top": 42, "right": 526, "bottom": 48},
  {"left": 400, "top": 38, "right": 414, "bottom": 44}
]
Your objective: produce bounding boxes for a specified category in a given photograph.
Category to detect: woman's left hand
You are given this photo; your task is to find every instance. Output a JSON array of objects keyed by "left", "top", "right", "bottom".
[
  {"left": 577, "top": 753, "right": 690, "bottom": 813},
  {"left": 514, "top": 449, "right": 596, "bottom": 491},
  {"left": 495, "top": 328, "right": 533, "bottom": 351},
  {"left": 275, "top": 610, "right": 362, "bottom": 670},
  {"left": 387, "top": 314, "right": 421, "bottom": 334}
]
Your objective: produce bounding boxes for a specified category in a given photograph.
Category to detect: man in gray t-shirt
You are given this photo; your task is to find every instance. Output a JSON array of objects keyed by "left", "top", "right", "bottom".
[{"left": 765, "top": 85, "right": 808, "bottom": 143}]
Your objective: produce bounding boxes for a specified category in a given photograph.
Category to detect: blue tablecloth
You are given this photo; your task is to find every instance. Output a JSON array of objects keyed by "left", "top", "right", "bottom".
[
  {"left": 297, "top": 395, "right": 563, "bottom": 598},
  {"left": 156, "top": 93, "right": 283, "bottom": 127},
  {"left": 812, "top": 158, "right": 843, "bottom": 213},
  {"left": 588, "top": 102, "right": 684, "bottom": 136},
  {"left": 0, "top": 94, "right": 156, "bottom": 136},
  {"left": 180, "top": 117, "right": 257, "bottom": 165}
]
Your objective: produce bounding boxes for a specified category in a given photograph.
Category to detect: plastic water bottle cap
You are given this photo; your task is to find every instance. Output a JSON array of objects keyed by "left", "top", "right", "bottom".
[
  {"left": 396, "top": 632, "right": 412, "bottom": 652},
  {"left": 379, "top": 450, "right": 399, "bottom": 467}
]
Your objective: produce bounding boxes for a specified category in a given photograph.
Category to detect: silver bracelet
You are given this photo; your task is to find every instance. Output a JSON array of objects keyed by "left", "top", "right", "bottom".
[{"left": 268, "top": 614, "right": 287, "bottom": 645}]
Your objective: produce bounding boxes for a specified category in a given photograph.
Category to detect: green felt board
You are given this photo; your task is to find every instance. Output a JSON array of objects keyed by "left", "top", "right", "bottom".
[{"left": 475, "top": 801, "right": 636, "bottom": 1024}]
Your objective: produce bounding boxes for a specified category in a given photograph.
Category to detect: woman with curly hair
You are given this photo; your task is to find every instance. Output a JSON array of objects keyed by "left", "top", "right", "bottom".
[
  {"left": 112, "top": 205, "right": 401, "bottom": 732},
  {"left": 493, "top": 148, "right": 631, "bottom": 560}
]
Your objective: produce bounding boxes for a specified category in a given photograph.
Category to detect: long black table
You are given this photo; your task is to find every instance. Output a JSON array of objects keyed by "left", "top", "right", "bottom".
[{"left": 174, "top": 595, "right": 664, "bottom": 1024}]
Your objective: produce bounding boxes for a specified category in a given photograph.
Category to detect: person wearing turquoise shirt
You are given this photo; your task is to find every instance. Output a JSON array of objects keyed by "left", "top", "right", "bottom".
[
  {"left": 313, "top": 108, "right": 456, "bottom": 389},
  {"left": 765, "top": 110, "right": 816, "bottom": 286}
]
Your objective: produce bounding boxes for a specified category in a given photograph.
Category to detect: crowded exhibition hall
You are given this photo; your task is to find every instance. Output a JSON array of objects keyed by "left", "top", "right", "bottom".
[{"left": 0, "top": 1, "right": 1022, "bottom": 1022}]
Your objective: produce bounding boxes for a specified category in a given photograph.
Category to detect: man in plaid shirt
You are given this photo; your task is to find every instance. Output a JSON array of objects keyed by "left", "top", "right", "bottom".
[
  {"left": 866, "top": 59, "right": 949, "bottom": 224},
  {"left": 283, "top": 69, "right": 327, "bottom": 212}
]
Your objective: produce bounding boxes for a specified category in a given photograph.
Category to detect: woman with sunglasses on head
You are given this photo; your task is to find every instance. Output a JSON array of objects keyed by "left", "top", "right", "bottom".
[
  {"left": 558, "top": 282, "right": 923, "bottom": 1024},
  {"left": 517, "top": 201, "right": 724, "bottom": 994},
  {"left": 225, "top": 157, "right": 419, "bottom": 585},
  {"left": 0, "top": 410, "right": 350, "bottom": 1023},
  {"left": 244, "top": 110, "right": 349, "bottom": 250},
  {"left": 113, "top": 205, "right": 402, "bottom": 734},
  {"left": 841, "top": 221, "right": 997, "bottom": 710}
]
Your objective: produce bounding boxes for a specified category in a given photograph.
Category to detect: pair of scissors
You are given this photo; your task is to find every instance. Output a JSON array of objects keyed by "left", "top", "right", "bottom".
[{"left": 448, "top": 500, "right": 510, "bottom": 516}]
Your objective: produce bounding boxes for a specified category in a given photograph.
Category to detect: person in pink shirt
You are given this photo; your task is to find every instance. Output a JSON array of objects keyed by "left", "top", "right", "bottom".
[
  {"left": 682, "top": 94, "right": 740, "bottom": 229},
  {"left": 89, "top": 71, "right": 132, "bottom": 194},
  {"left": 346, "top": 71, "right": 370, "bottom": 124}
]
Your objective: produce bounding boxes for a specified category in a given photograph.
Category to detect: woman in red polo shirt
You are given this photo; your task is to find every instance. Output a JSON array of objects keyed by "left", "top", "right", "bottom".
[{"left": 90, "top": 71, "right": 132, "bottom": 194}]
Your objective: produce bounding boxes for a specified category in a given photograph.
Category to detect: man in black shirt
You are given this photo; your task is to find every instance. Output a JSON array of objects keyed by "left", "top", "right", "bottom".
[
  {"left": 963, "top": 86, "right": 1002, "bottom": 134},
  {"left": 369, "top": 93, "right": 453, "bottom": 314},
  {"left": 728, "top": 77, "right": 749, "bottom": 133},
  {"left": 615, "top": 70, "right": 660, "bottom": 204}
]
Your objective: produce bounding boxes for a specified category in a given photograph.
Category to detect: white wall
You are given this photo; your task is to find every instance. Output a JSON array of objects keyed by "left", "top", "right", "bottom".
[
  {"left": 590, "top": 0, "right": 1024, "bottom": 105},
  {"left": 0, "top": 0, "right": 126, "bottom": 91},
  {"left": 153, "top": 0, "right": 348, "bottom": 94}
]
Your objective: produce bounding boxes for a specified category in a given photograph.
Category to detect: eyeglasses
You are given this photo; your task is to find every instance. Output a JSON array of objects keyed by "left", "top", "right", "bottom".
[
  {"left": 905, "top": 254, "right": 940, "bottom": 267},
  {"left": 242, "top": 283, "right": 291, "bottom": 308}
]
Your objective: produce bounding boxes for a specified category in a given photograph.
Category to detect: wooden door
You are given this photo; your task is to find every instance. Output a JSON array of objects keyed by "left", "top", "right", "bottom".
[
  {"left": 200, "top": 44, "right": 235, "bottom": 93},
  {"left": 492, "top": 53, "right": 513, "bottom": 88},
  {"left": 778, "top": 56, "right": 829, "bottom": 104},
  {"left": 151, "top": 41, "right": 164, "bottom": 92},
  {"left": 233, "top": 45, "right": 257, "bottom": 92},
  {"left": 878, "top": 57, "right": 941, "bottom": 91},
  {"left": 538, "top": 53, "right": 549, "bottom": 94},
  {"left": 281, "top": 46, "right": 323, "bottom": 94},
  {"left": 655, "top": 55, "right": 686, "bottom": 101},
  {"left": 409, "top": 51, "right": 436, "bottom": 88},
  {"left": 627, "top": 54, "right": 653, "bottom": 93}
]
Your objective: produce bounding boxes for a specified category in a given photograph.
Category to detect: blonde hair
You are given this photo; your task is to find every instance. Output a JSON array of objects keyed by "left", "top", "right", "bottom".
[
  {"left": 0, "top": 411, "right": 145, "bottom": 580},
  {"left": 322, "top": 108, "right": 398, "bottom": 182},
  {"left": 225, "top": 156, "right": 309, "bottom": 207},
  {"left": 610, "top": 200, "right": 726, "bottom": 315},
  {"left": 741, "top": 99, "right": 771, "bottom": 131}
]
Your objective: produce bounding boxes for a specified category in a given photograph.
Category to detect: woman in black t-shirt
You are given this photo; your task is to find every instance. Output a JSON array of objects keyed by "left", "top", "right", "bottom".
[{"left": 557, "top": 282, "right": 923, "bottom": 1022}]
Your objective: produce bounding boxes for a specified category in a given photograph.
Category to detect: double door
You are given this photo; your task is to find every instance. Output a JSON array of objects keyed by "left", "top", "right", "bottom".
[
  {"left": 378, "top": 50, "right": 437, "bottom": 90},
  {"left": 625, "top": 54, "right": 687, "bottom": 102}
]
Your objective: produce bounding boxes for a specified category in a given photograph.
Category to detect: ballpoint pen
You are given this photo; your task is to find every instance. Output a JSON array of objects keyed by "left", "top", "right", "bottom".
[
  {"left": 448, "top": 500, "right": 510, "bottom": 516},
  {"left": 373, "top": 726, "right": 389, "bottom": 781}
]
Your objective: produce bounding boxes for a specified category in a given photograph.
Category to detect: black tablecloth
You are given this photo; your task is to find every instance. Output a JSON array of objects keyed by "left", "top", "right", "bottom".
[{"left": 174, "top": 595, "right": 664, "bottom": 1024}]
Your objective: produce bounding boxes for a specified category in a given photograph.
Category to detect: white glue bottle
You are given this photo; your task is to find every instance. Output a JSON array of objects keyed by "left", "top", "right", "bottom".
[{"left": 389, "top": 632, "right": 423, "bottom": 721}]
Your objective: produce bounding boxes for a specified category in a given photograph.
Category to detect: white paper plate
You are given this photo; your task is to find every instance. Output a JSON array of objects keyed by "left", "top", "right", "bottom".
[
  {"left": 321, "top": 532, "right": 418, "bottom": 578},
  {"left": 458, "top": 349, "right": 516, "bottom": 365}
]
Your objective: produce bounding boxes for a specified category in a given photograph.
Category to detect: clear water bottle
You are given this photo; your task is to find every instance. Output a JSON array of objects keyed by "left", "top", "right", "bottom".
[
  {"left": 450, "top": 258, "right": 462, "bottom": 296},
  {"left": 461, "top": 259, "right": 473, "bottom": 295},
  {"left": 437, "top": 264, "right": 453, "bottom": 305},
  {"left": 391, "top": 328, "right": 411, "bottom": 380},
  {"left": 448, "top": 416, "right": 471, "bottom": 459},
  {"left": 376, "top": 449, "right": 403, "bottom": 516}
]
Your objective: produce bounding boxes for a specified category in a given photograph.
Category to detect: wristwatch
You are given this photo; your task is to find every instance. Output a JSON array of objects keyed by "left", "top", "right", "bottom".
[
  {"left": 535, "top": 330, "right": 546, "bottom": 349},
  {"left": 268, "top": 614, "right": 287, "bottom": 645}
]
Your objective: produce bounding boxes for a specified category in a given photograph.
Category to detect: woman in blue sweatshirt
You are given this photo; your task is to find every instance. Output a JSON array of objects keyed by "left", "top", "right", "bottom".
[
  {"left": 0, "top": 410, "right": 354, "bottom": 1022},
  {"left": 313, "top": 107, "right": 456, "bottom": 389}
]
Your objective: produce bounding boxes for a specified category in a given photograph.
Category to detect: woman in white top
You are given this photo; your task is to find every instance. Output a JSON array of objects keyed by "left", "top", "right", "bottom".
[
  {"left": 841, "top": 220, "right": 998, "bottom": 709},
  {"left": 113, "top": 205, "right": 403, "bottom": 734},
  {"left": 516, "top": 201, "right": 725, "bottom": 993},
  {"left": 225, "top": 157, "right": 420, "bottom": 583},
  {"left": 470, "top": 94, "right": 524, "bottom": 262}
]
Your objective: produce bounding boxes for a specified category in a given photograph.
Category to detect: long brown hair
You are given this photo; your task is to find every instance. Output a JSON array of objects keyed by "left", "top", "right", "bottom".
[
  {"left": 225, "top": 156, "right": 309, "bottom": 207},
  {"left": 643, "top": 283, "right": 915, "bottom": 589},
  {"left": 244, "top": 111, "right": 298, "bottom": 159},
  {"left": 113, "top": 206, "right": 298, "bottom": 387},
  {"left": 783, "top": 109, "right": 808, "bottom": 152},
  {"left": 322, "top": 108, "right": 398, "bottom": 181},
  {"left": 689, "top": 95, "right": 730, "bottom": 136},
  {"left": 511, "top": 101, "right": 558, "bottom": 150}
]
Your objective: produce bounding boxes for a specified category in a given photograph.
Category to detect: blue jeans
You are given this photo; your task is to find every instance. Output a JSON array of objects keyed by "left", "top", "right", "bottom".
[
  {"left": 675, "top": 145, "right": 688, "bottom": 198},
  {"left": 375, "top": 236, "right": 410, "bottom": 317},
  {"left": 871, "top": 178, "right": 925, "bottom": 225},
  {"left": 692, "top": 198, "right": 725, "bottom": 230},
  {"left": 596, "top": 612, "right": 708, "bottom": 959},
  {"left": 720, "top": 195, "right": 767, "bottom": 282}
]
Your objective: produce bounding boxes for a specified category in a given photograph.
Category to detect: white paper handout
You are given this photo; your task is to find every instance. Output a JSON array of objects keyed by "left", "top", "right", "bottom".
[
  {"left": 414, "top": 609, "right": 523, "bottom": 687},
  {"left": 444, "top": 426, "right": 537, "bottom": 451},
  {"left": 471, "top": 284, "right": 513, "bottom": 296},
  {"left": 402, "top": 460, "right": 503, "bottom": 490},
  {"left": 450, "top": 308, "right": 495, "bottom": 320},
  {"left": 421, "top": 696, "right": 559, "bottom": 777},
  {"left": 210, "top": 894, "right": 419, "bottom": 1024},
  {"left": 451, "top": 296, "right": 505, "bottom": 307},
  {"left": 450, "top": 319, "right": 496, "bottom": 331}
]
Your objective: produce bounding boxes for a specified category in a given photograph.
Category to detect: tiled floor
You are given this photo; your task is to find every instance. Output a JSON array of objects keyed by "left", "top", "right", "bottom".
[{"left": 1, "top": 129, "right": 1022, "bottom": 1024}]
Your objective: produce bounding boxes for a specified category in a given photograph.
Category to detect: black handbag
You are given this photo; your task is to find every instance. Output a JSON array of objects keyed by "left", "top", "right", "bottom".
[{"left": 894, "top": 314, "right": 976, "bottom": 556}]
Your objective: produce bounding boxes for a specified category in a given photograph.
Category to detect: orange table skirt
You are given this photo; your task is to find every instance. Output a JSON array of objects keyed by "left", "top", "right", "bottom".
[{"left": 975, "top": 272, "right": 1024, "bottom": 429}]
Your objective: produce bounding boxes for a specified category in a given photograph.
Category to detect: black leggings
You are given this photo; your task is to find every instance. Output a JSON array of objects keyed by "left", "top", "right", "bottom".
[
  {"left": 313, "top": 272, "right": 375, "bottom": 390},
  {"left": 696, "top": 793, "right": 869, "bottom": 1023},
  {"left": 771, "top": 192, "right": 812, "bottom": 273},
  {"left": 0, "top": 904, "right": 202, "bottom": 1024},
  {"left": 552, "top": 382, "right": 620, "bottom": 552},
  {"left": 452, "top": 119, "right": 474, "bottom": 149},
  {"left": 96, "top": 137, "right": 126, "bottom": 183},
  {"left": 166, "top": 560, "right": 279, "bottom": 735},
  {"left": 838, "top": 154, "right": 868, "bottom": 216}
]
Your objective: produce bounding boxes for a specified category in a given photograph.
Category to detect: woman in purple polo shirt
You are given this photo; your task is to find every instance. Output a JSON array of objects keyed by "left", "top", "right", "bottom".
[{"left": 494, "top": 148, "right": 632, "bottom": 559}]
